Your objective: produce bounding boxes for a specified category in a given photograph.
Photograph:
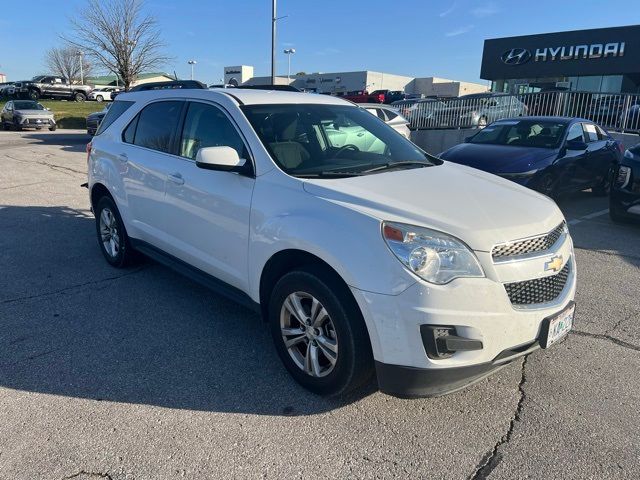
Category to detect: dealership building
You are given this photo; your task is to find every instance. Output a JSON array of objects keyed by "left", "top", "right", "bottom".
[
  {"left": 481, "top": 25, "right": 640, "bottom": 94},
  {"left": 223, "top": 66, "right": 488, "bottom": 98}
]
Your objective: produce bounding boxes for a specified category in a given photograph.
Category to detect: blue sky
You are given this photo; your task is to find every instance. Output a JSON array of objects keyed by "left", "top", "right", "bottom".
[{"left": 1, "top": 0, "right": 639, "bottom": 85}]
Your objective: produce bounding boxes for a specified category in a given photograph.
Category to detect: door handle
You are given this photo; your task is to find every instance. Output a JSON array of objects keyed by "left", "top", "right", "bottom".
[
  {"left": 168, "top": 172, "right": 184, "bottom": 185},
  {"left": 357, "top": 132, "right": 365, "bottom": 137},
  {"left": 118, "top": 153, "right": 128, "bottom": 163}
]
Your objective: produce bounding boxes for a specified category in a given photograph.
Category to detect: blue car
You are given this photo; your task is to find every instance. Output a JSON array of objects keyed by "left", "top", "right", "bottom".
[{"left": 440, "top": 117, "right": 623, "bottom": 198}]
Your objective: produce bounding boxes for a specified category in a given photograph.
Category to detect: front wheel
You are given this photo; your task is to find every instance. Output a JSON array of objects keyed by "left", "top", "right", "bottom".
[
  {"left": 534, "top": 172, "right": 557, "bottom": 199},
  {"left": 269, "top": 267, "right": 374, "bottom": 396},
  {"left": 94, "top": 196, "right": 137, "bottom": 268},
  {"left": 592, "top": 165, "right": 614, "bottom": 196},
  {"left": 96, "top": 95, "right": 104, "bottom": 102},
  {"left": 74, "top": 92, "right": 87, "bottom": 102},
  {"left": 28, "top": 90, "right": 39, "bottom": 101}
]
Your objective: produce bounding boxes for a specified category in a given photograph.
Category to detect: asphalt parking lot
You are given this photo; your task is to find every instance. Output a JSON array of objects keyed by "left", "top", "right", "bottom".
[{"left": 0, "top": 130, "right": 639, "bottom": 480}]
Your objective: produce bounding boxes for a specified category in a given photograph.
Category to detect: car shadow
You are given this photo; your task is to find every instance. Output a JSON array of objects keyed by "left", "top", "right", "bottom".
[
  {"left": 23, "top": 131, "right": 91, "bottom": 153},
  {"left": 0, "top": 205, "right": 375, "bottom": 417}
]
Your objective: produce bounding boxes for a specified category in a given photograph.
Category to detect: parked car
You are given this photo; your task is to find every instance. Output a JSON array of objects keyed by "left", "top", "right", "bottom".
[
  {"left": 610, "top": 143, "right": 640, "bottom": 223},
  {"left": 1, "top": 100, "right": 56, "bottom": 131},
  {"left": 360, "top": 103, "right": 410, "bottom": 138},
  {"left": 13, "top": 75, "right": 92, "bottom": 102},
  {"left": 369, "top": 90, "right": 405, "bottom": 104},
  {"left": 0, "top": 82, "right": 15, "bottom": 98},
  {"left": 432, "top": 93, "right": 528, "bottom": 128},
  {"left": 86, "top": 104, "right": 111, "bottom": 135},
  {"left": 439, "top": 117, "right": 622, "bottom": 198},
  {"left": 392, "top": 99, "right": 446, "bottom": 128},
  {"left": 89, "top": 87, "right": 122, "bottom": 102},
  {"left": 619, "top": 104, "right": 640, "bottom": 132},
  {"left": 342, "top": 90, "right": 372, "bottom": 103},
  {"left": 87, "top": 89, "right": 576, "bottom": 398}
]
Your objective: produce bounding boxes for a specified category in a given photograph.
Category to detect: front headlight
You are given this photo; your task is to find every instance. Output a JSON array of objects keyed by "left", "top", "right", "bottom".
[{"left": 382, "top": 222, "right": 484, "bottom": 284}]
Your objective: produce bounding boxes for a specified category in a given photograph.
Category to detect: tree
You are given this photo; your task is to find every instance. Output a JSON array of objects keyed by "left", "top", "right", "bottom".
[
  {"left": 295, "top": 72, "right": 307, "bottom": 76},
  {"left": 44, "top": 46, "right": 93, "bottom": 84},
  {"left": 64, "top": 0, "right": 169, "bottom": 91}
]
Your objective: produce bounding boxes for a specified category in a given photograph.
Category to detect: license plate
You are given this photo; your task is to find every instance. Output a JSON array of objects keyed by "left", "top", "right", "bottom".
[{"left": 541, "top": 303, "right": 574, "bottom": 348}]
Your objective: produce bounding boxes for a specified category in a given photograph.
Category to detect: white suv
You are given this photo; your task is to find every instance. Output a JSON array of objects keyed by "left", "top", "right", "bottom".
[{"left": 87, "top": 88, "right": 576, "bottom": 398}]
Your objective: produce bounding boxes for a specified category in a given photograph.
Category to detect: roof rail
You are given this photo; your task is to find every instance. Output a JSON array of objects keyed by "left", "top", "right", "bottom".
[
  {"left": 231, "top": 84, "right": 301, "bottom": 92},
  {"left": 129, "top": 80, "right": 207, "bottom": 92}
]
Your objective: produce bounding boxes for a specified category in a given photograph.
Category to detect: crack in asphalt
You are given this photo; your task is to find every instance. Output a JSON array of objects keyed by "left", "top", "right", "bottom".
[
  {"left": 0, "top": 267, "right": 148, "bottom": 305},
  {"left": 468, "top": 356, "right": 529, "bottom": 480},
  {"left": 571, "top": 329, "right": 640, "bottom": 352},
  {"left": 62, "top": 471, "right": 113, "bottom": 480}
]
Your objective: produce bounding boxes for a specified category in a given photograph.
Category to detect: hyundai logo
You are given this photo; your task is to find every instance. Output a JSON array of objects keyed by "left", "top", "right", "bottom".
[{"left": 501, "top": 48, "right": 532, "bottom": 65}]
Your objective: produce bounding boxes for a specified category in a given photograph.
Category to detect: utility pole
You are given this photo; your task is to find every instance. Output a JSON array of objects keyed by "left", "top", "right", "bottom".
[
  {"left": 188, "top": 60, "right": 197, "bottom": 80},
  {"left": 284, "top": 48, "right": 296, "bottom": 81},
  {"left": 77, "top": 51, "right": 84, "bottom": 84},
  {"left": 271, "top": 0, "right": 276, "bottom": 84}
]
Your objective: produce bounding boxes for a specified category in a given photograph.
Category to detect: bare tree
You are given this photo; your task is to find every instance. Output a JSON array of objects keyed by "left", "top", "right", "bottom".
[
  {"left": 44, "top": 46, "right": 93, "bottom": 84},
  {"left": 64, "top": 0, "right": 169, "bottom": 91}
]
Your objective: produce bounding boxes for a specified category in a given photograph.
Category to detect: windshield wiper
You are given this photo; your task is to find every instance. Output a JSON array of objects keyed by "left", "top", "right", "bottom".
[
  {"left": 361, "top": 160, "right": 433, "bottom": 174},
  {"left": 295, "top": 171, "right": 366, "bottom": 178}
]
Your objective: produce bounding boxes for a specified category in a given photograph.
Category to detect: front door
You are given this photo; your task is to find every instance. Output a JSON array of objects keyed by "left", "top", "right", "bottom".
[{"left": 161, "top": 100, "right": 255, "bottom": 291}]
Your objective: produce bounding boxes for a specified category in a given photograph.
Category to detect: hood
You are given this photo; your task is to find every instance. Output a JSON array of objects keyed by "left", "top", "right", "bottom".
[
  {"left": 14, "top": 109, "right": 54, "bottom": 117},
  {"left": 302, "top": 162, "right": 563, "bottom": 252},
  {"left": 441, "top": 143, "right": 558, "bottom": 174}
]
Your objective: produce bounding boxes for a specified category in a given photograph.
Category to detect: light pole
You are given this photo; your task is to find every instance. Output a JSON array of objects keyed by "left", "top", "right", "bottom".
[
  {"left": 283, "top": 48, "right": 296, "bottom": 81},
  {"left": 271, "top": 0, "right": 288, "bottom": 85},
  {"left": 188, "top": 60, "right": 197, "bottom": 80},
  {"left": 76, "top": 51, "right": 84, "bottom": 84}
]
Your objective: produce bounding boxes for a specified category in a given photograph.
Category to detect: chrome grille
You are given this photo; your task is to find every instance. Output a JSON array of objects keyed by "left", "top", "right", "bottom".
[
  {"left": 492, "top": 222, "right": 566, "bottom": 260},
  {"left": 504, "top": 261, "right": 571, "bottom": 306}
]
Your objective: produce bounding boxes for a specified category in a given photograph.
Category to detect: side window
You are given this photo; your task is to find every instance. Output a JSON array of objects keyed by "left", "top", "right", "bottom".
[
  {"left": 179, "top": 102, "right": 248, "bottom": 160},
  {"left": 97, "top": 100, "right": 134, "bottom": 136},
  {"left": 123, "top": 115, "right": 138, "bottom": 144},
  {"left": 583, "top": 123, "right": 599, "bottom": 142},
  {"left": 384, "top": 109, "right": 398, "bottom": 121},
  {"left": 595, "top": 124, "right": 608, "bottom": 140},
  {"left": 132, "top": 101, "right": 183, "bottom": 153},
  {"left": 566, "top": 123, "right": 584, "bottom": 143}
]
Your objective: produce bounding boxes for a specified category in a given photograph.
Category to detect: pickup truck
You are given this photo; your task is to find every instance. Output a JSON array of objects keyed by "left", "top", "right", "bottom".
[
  {"left": 342, "top": 89, "right": 406, "bottom": 104},
  {"left": 13, "top": 75, "right": 93, "bottom": 102},
  {"left": 341, "top": 90, "right": 372, "bottom": 103}
]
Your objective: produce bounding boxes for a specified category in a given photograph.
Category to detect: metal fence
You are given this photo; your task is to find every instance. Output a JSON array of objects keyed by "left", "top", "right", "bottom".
[{"left": 392, "top": 91, "right": 640, "bottom": 133}]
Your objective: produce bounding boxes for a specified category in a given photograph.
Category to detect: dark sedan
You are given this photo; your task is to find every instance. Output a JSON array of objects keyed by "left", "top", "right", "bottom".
[
  {"left": 86, "top": 104, "right": 110, "bottom": 136},
  {"left": 610, "top": 143, "right": 640, "bottom": 223},
  {"left": 440, "top": 117, "right": 622, "bottom": 198}
]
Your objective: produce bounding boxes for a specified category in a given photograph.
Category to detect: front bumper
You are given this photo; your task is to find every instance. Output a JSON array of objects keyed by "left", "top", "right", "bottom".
[
  {"left": 350, "top": 232, "right": 576, "bottom": 397},
  {"left": 16, "top": 118, "right": 55, "bottom": 128}
]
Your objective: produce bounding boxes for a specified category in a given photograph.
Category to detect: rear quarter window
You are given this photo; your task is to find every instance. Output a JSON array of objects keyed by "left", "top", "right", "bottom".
[{"left": 96, "top": 100, "right": 134, "bottom": 135}]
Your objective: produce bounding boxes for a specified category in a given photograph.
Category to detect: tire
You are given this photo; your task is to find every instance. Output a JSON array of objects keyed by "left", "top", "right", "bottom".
[
  {"left": 28, "top": 89, "right": 39, "bottom": 101},
  {"left": 2, "top": 122, "right": 9, "bottom": 131},
  {"left": 96, "top": 95, "right": 103, "bottom": 102},
  {"left": 94, "top": 196, "right": 137, "bottom": 268},
  {"left": 268, "top": 265, "right": 374, "bottom": 396},
  {"left": 534, "top": 172, "right": 556, "bottom": 199},
  {"left": 74, "top": 92, "right": 87, "bottom": 102},
  {"left": 593, "top": 164, "right": 614, "bottom": 196},
  {"left": 609, "top": 198, "right": 629, "bottom": 224},
  {"left": 49, "top": 124, "right": 57, "bottom": 131},
  {"left": 13, "top": 119, "right": 22, "bottom": 131}
]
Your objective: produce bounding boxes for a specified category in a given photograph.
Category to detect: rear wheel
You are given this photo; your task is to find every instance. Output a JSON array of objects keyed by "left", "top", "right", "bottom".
[
  {"left": 49, "top": 124, "right": 57, "bottom": 131},
  {"left": 94, "top": 196, "right": 137, "bottom": 267},
  {"left": 268, "top": 266, "right": 374, "bottom": 396}
]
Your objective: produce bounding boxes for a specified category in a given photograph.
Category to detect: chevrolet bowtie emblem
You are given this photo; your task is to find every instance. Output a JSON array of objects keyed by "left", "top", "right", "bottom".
[{"left": 544, "top": 255, "right": 564, "bottom": 273}]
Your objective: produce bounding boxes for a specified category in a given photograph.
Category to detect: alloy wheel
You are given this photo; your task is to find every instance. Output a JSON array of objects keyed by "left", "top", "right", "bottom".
[
  {"left": 280, "top": 292, "right": 338, "bottom": 378},
  {"left": 99, "top": 207, "right": 120, "bottom": 258}
]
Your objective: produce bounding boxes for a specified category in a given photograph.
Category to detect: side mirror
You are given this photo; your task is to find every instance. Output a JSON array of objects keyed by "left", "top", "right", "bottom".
[
  {"left": 566, "top": 139, "right": 588, "bottom": 151},
  {"left": 195, "top": 146, "right": 247, "bottom": 172}
]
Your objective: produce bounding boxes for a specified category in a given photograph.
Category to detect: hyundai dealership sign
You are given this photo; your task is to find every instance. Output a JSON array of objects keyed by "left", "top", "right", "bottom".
[{"left": 482, "top": 25, "right": 639, "bottom": 79}]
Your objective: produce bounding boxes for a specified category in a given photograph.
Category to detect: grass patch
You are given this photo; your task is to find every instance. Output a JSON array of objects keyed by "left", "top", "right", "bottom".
[{"left": 0, "top": 99, "right": 105, "bottom": 129}]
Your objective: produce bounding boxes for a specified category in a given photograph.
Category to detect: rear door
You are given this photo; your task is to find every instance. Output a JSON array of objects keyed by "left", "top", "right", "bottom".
[
  {"left": 118, "top": 100, "right": 185, "bottom": 247},
  {"left": 161, "top": 100, "right": 255, "bottom": 291}
]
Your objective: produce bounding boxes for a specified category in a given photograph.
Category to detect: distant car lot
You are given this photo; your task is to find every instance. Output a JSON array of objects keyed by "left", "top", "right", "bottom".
[{"left": 0, "top": 129, "right": 638, "bottom": 479}]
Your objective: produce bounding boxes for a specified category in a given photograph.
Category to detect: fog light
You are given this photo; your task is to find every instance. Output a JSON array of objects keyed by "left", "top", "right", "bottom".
[{"left": 420, "top": 325, "right": 484, "bottom": 359}]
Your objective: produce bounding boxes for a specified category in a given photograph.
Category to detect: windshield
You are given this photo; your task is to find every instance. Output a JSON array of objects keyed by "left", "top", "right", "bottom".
[
  {"left": 468, "top": 120, "right": 567, "bottom": 149},
  {"left": 14, "top": 101, "right": 45, "bottom": 110},
  {"left": 241, "top": 104, "right": 437, "bottom": 177}
]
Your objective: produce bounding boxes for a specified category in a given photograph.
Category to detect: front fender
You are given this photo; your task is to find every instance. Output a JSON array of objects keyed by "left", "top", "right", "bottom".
[{"left": 247, "top": 172, "right": 416, "bottom": 303}]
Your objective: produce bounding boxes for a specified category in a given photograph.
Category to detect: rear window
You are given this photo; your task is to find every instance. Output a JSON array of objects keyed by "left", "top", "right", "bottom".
[{"left": 96, "top": 100, "right": 134, "bottom": 135}]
